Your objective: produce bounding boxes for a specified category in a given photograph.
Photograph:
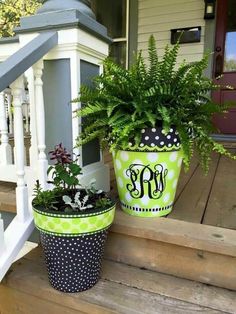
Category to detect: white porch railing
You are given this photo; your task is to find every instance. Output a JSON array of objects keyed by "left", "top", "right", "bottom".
[{"left": 0, "top": 31, "right": 58, "bottom": 281}]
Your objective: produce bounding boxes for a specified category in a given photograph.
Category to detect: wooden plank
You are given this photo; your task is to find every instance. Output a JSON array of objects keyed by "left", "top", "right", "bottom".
[
  {"left": 2, "top": 260, "right": 118, "bottom": 314},
  {"left": 169, "top": 153, "right": 220, "bottom": 223},
  {"left": 1, "top": 255, "right": 225, "bottom": 314},
  {"left": 175, "top": 154, "right": 199, "bottom": 200},
  {"left": 0, "top": 191, "right": 16, "bottom": 213},
  {"left": 203, "top": 150, "right": 236, "bottom": 229},
  {"left": 0, "top": 181, "right": 15, "bottom": 192},
  {"left": 102, "top": 260, "right": 236, "bottom": 314},
  {"left": 111, "top": 209, "right": 236, "bottom": 257},
  {"left": 20, "top": 248, "right": 236, "bottom": 314},
  {"left": 105, "top": 232, "right": 236, "bottom": 290},
  {"left": 0, "top": 285, "right": 86, "bottom": 314}
]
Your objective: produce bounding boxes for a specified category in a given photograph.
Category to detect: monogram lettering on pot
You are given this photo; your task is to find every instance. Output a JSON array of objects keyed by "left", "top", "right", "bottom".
[{"left": 126, "top": 163, "right": 168, "bottom": 199}]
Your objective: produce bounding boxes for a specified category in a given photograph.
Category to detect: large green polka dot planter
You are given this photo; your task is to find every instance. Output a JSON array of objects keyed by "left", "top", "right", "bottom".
[{"left": 113, "top": 126, "right": 183, "bottom": 217}]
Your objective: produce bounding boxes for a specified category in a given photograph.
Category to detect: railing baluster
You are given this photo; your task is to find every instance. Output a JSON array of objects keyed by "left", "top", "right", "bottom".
[
  {"left": 0, "top": 91, "right": 12, "bottom": 165},
  {"left": 33, "top": 60, "right": 48, "bottom": 190},
  {"left": 0, "top": 214, "right": 5, "bottom": 257},
  {"left": 25, "top": 68, "right": 38, "bottom": 169},
  {"left": 5, "top": 89, "right": 13, "bottom": 135},
  {"left": 10, "top": 77, "right": 29, "bottom": 223}
]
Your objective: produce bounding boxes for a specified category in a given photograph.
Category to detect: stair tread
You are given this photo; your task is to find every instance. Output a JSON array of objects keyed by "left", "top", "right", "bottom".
[
  {"left": 1, "top": 247, "right": 235, "bottom": 314},
  {"left": 111, "top": 208, "right": 236, "bottom": 257}
]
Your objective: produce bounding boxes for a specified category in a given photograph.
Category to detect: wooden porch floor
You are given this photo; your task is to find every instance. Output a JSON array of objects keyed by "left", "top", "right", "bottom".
[
  {"left": 170, "top": 148, "right": 236, "bottom": 230},
  {"left": 1, "top": 148, "right": 236, "bottom": 230}
]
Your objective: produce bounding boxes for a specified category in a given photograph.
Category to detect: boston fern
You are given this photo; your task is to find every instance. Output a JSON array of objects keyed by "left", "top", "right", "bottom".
[{"left": 74, "top": 35, "right": 235, "bottom": 172}]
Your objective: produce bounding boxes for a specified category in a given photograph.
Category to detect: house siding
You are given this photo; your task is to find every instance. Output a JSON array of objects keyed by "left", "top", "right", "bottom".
[{"left": 138, "top": 0, "right": 206, "bottom": 64}]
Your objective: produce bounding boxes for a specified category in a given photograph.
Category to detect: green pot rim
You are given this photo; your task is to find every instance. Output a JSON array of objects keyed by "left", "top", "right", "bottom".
[{"left": 33, "top": 204, "right": 116, "bottom": 237}]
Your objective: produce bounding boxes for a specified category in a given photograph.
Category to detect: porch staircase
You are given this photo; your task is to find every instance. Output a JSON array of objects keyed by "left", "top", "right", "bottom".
[{"left": 0, "top": 188, "right": 236, "bottom": 313}]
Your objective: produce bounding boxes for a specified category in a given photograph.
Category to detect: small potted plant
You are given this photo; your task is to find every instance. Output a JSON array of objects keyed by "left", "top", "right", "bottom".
[
  {"left": 73, "top": 35, "right": 235, "bottom": 218},
  {"left": 32, "top": 144, "right": 115, "bottom": 293}
]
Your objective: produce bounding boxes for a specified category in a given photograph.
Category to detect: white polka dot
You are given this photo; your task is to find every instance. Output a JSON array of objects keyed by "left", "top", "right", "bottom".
[
  {"left": 125, "top": 192, "right": 132, "bottom": 202},
  {"left": 141, "top": 129, "right": 145, "bottom": 133},
  {"left": 169, "top": 152, "right": 178, "bottom": 162},
  {"left": 174, "top": 138, "right": 178, "bottom": 142},
  {"left": 151, "top": 143, "right": 155, "bottom": 147},
  {"left": 168, "top": 170, "right": 175, "bottom": 180},
  {"left": 163, "top": 193, "right": 170, "bottom": 203},
  {"left": 120, "top": 151, "right": 129, "bottom": 161},
  {"left": 129, "top": 142, "right": 133, "bottom": 146},
  {"left": 133, "top": 159, "right": 142, "bottom": 165},
  {"left": 152, "top": 128, "right": 156, "bottom": 132},
  {"left": 168, "top": 143, "right": 172, "bottom": 147},
  {"left": 161, "top": 129, "right": 166, "bottom": 134},
  {"left": 178, "top": 158, "right": 182, "bottom": 167},
  {"left": 115, "top": 159, "right": 122, "bottom": 169},
  {"left": 167, "top": 135, "right": 171, "bottom": 139},
  {"left": 160, "top": 141, "right": 164, "bottom": 146},
  {"left": 147, "top": 153, "right": 159, "bottom": 162},
  {"left": 175, "top": 131, "right": 179, "bottom": 135},
  {"left": 140, "top": 143, "right": 144, "bottom": 147},
  {"left": 177, "top": 143, "right": 180, "bottom": 146},
  {"left": 173, "top": 179, "right": 178, "bottom": 188},
  {"left": 123, "top": 169, "right": 129, "bottom": 179},
  {"left": 143, "top": 170, "right": 152, "bottom": 181},
  {"left": 145, "top": 136, "right": 149, "bottom": 140},
  {"left": 155, "top": 136, "right": 159, "bottom": 140},
  {"left": 141, "top": 195, "right": 149, "bottom": 205},
  {"left": 117, "top": 177, "right": 124, "bottom": 188},
  {"left": 161, "top": 162, "right": 168, "bottom": 169}
]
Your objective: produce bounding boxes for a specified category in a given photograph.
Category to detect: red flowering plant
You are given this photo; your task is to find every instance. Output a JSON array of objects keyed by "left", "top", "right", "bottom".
[{"left": 32, "top": 144, "right": 113, "bottom": 213}]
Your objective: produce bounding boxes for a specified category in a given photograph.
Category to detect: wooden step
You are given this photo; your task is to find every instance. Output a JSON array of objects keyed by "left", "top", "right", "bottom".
[
  {"left": 105, "top": 208, "right": 236, "bottom": 291},
  {"left": 1, "top": 247, "right": 235, "bottom": 314},
  {"left": 0, "top": 182, "right": 16, "bottom": 213}
]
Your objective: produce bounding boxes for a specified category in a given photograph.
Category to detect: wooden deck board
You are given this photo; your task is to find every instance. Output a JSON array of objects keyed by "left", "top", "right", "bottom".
[
  {"left": 0, "top": 181, "right": 16, "bottom": 213},
  {"left": 0, "top": 247, "right": 231, "bottom": 314},
  {"left": 174, "top": 154, "right": 199, "bottom": 200},
  {"left": 169, "top": 153, "right": 220, "bottom": 223},
  {"left": 203, "top": 149, "right": 236, "bottom": 230}
]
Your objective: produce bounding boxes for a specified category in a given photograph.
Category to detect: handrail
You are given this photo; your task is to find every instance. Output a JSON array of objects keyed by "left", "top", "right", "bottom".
[{"left": 0, "top": 31, "right": 58, "bottom": 92}]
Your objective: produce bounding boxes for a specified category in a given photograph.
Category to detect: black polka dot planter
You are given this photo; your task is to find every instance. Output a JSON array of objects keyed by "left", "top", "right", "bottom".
[
  {"left": 33, "top": 203, "right": 115, "bottom": 293},
  {"left": 113, "top": 126, "right": 183, "bottom": 217}
]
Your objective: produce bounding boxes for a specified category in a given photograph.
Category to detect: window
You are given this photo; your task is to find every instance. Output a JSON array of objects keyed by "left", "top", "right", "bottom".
[{"left": 91, "top": 0, "right": 129, "bottom": 68}]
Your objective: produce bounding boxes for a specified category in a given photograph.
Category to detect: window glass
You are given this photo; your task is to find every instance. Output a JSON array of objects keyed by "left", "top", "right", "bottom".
[
  {"left": 91, "top": 0, "right": 128, "bottom": 67},
  {"left": 91, "top": 0, "right": 126, "bottom": 38},
  {"left": 110, "top": 42, "right": 127, "bottom": 68},
  {"left": 224, "top": 0, "right": 236, "bottom": 72}
]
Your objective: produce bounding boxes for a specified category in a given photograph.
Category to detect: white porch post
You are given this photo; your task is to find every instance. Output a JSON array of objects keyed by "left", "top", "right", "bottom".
[
  {"left": 33, "top": 60, "right": 48, "bottom": 190},
  {"left": 10, "top": 77, "right": 29, "bottom": 223},
  {"left": 0, "top": 91, "right": 12, "bottom": 164}
]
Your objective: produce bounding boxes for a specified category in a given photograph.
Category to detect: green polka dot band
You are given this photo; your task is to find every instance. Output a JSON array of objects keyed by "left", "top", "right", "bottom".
[
  {"left": 33, "top": 205, "right": 116, "bottom": 236},
  {"left": 113, "top": 149, "right": 182, "bottom": 217}
]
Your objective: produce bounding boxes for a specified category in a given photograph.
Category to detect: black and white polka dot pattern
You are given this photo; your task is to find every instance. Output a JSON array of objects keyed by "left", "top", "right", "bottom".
[
  {"left": 40, "top": 230, "right": 108, "bottom": 293},
  {"left": 128, "top": 126, "right": 181, "bottom": 151}
]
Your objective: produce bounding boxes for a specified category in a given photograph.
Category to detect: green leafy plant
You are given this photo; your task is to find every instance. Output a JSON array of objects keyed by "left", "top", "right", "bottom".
[
  {"left": 32, "top": 143, "right": 113, "bottom": 213},
  {"left": 73, "top": 35, "right": 236, "bottom": 173}
]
